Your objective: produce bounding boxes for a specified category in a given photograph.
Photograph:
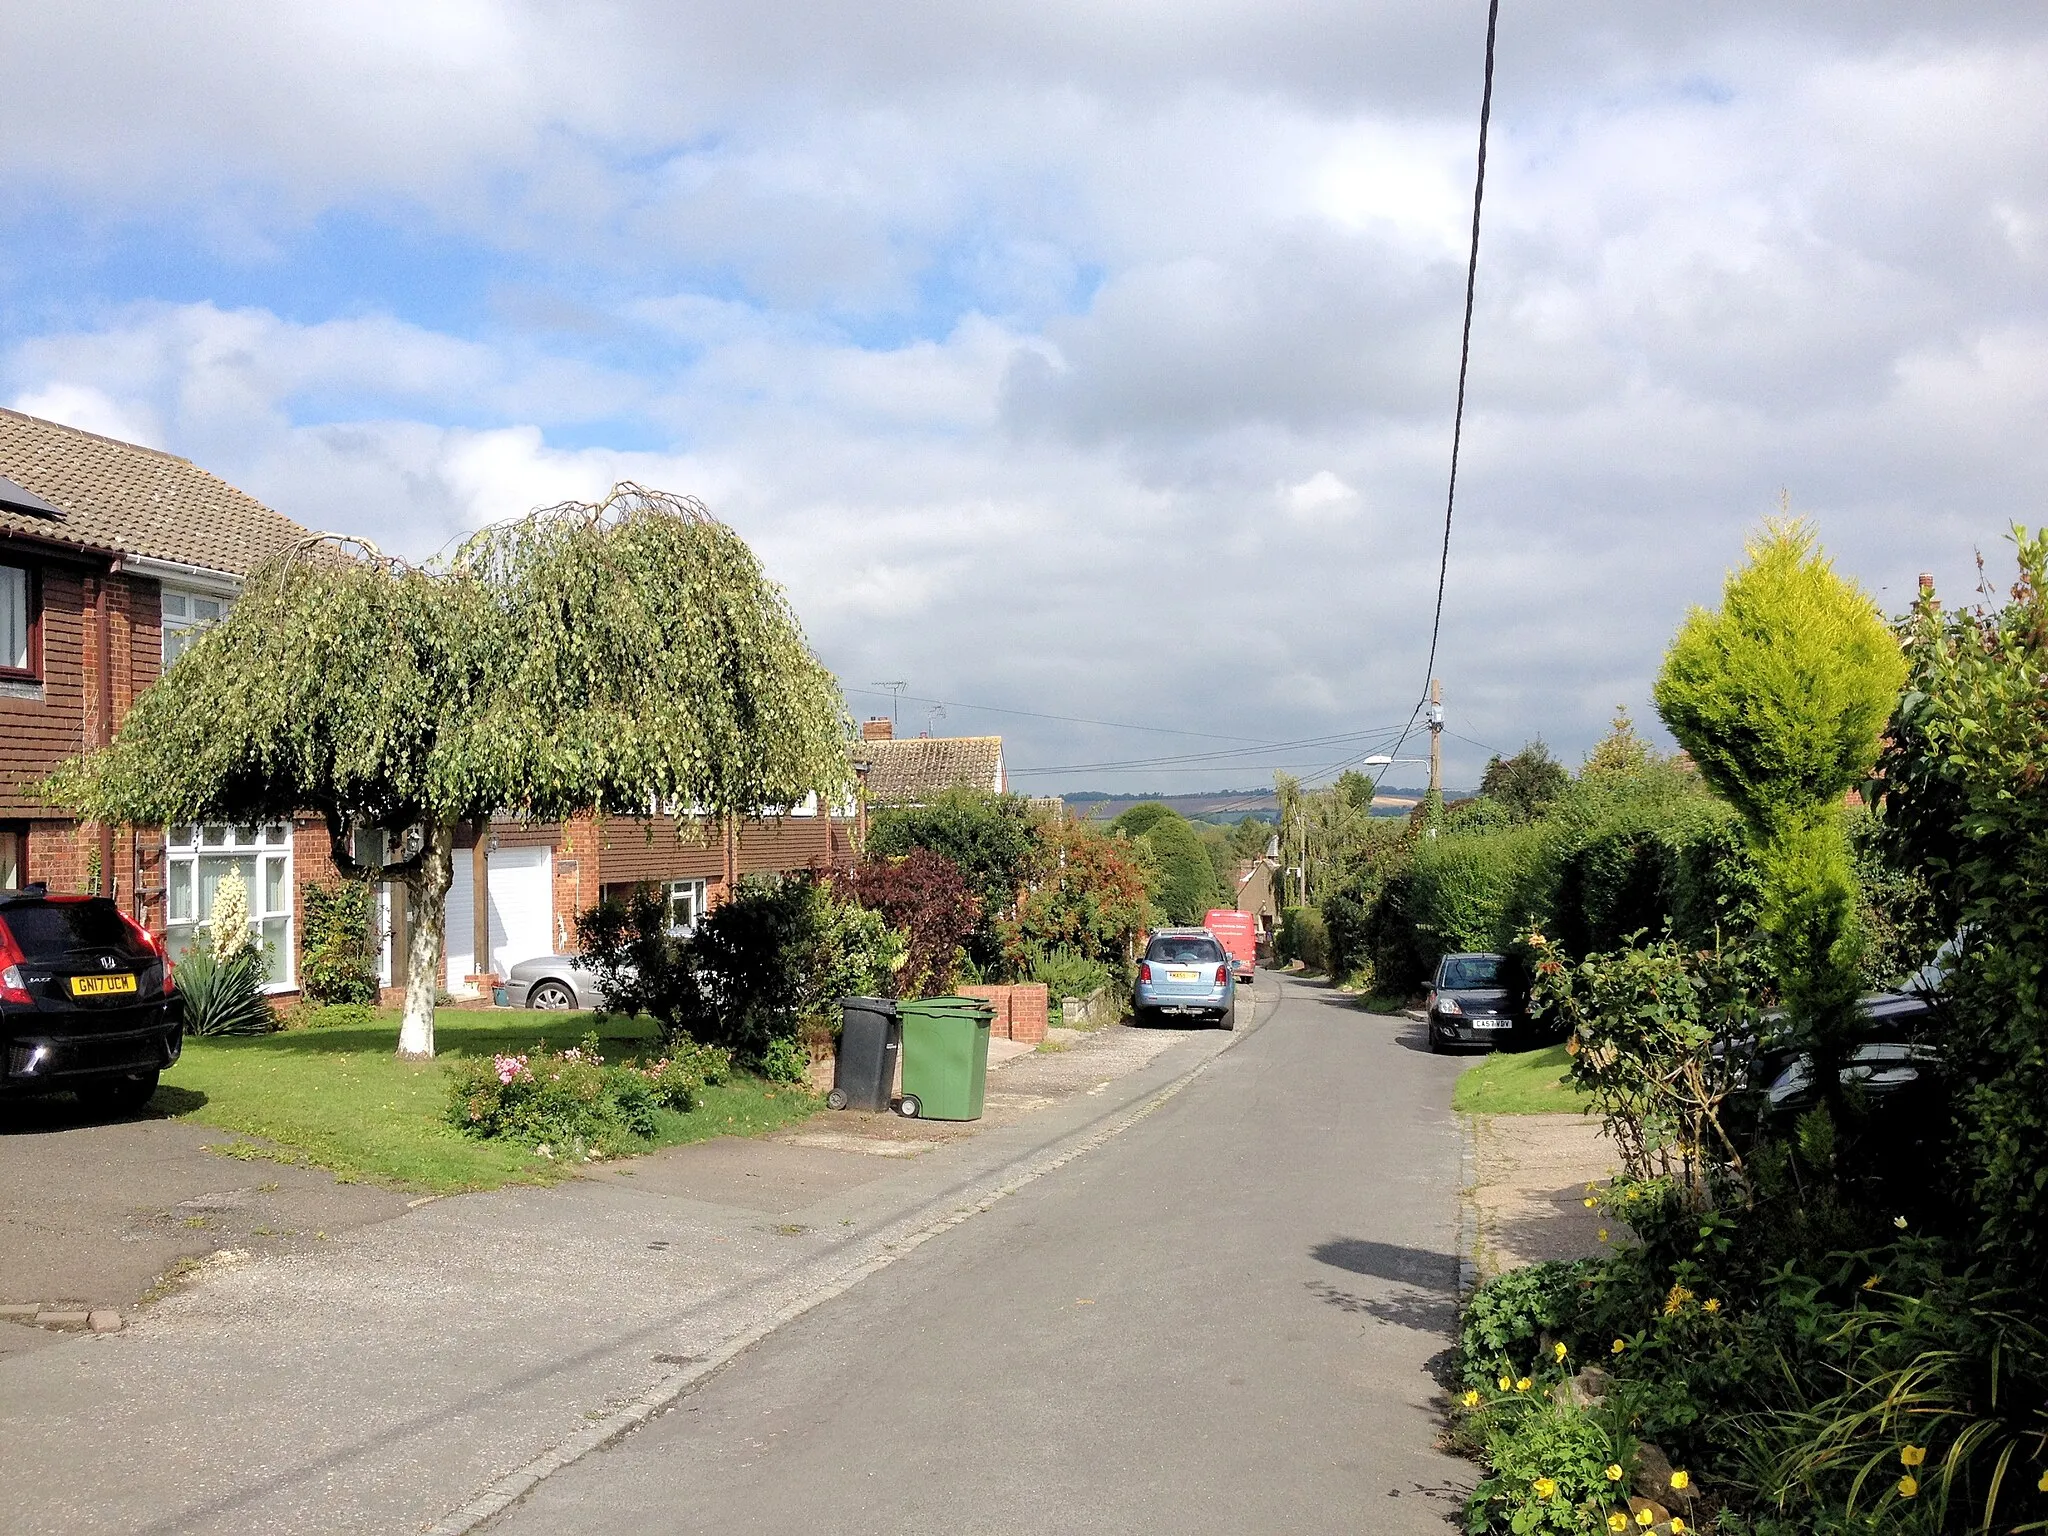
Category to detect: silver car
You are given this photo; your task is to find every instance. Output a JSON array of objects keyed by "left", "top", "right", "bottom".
[{"left": 501, "top": 954, "right": 605, "bottom": 1011}]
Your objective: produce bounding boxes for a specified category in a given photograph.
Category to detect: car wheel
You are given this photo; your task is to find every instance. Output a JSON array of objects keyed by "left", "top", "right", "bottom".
[
  {"left": 528, "top": 981, "right": 577, "bottom": 1010},
  {"left": 1427, "top": 1026, "right": 1447, "bottom": 1055},
  {"left": 1218, "top": 1006, "right": 1237, "bottom": 1032},
  {"left": 77, "top": 1069, "right": 160, "bottom": 1118}
]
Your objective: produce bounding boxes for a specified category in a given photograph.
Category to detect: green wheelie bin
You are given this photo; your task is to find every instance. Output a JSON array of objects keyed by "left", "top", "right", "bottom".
[{"left": 895, "top": 996, "right": 994, "bottom": 1120}]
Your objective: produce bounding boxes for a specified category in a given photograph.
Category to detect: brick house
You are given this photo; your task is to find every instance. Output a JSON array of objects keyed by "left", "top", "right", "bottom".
[
  {"left": 0, "top": 407, "right": 335, "bottom": 990},
  {"left": 3, "top": 407, "right": 861, "bottom": 1001}
]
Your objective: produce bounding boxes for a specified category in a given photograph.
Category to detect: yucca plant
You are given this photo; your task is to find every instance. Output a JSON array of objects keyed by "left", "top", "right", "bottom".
[{"left": 176, "top": 945, "right": 275, "bottom": 1037}]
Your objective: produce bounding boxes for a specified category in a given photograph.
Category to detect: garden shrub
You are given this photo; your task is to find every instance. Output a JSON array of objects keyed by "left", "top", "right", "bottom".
[
  {"left": 445, "top": 1034, "right": 733, "bottom": 1156},
  {"left": 1001, "top": 818, "right": 1149, "bottom": 979},
  {"left": 299, "top": 878, "right": 381, "bottom": 1005},
  {"left": 1131, "top": 811, "right": 1224, "bottom": 926},
  {"left": 1029, "top": 947, "right": 1113, "bottom": 1004},
  {"left": 1277, "top": 905, "right": 1328, "bottom": 971},
  {"left": 844, "top": 847, "right": 978, "bottom": 996},
  {"left": 175, "top": 946, "right": 275, "bottom": 1036},
  {"left": 867, "top": 789, "right": 1042, "bottom": 973}
]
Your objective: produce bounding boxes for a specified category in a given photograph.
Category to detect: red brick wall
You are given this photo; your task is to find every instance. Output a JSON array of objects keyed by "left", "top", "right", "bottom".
[{"left": 954, "top": 983, "right": 1049, "bottom": 1044}]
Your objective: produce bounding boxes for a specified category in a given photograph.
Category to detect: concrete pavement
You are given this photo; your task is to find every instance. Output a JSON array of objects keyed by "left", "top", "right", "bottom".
[
  {"left": 486, "top": 974, "right": 1474, "bottom": 1534},
  {"left": 0, "top": 1007, "right": 1250, "bottom": 1536}
]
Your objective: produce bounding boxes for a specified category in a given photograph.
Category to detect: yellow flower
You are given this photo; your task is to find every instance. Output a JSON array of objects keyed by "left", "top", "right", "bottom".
[
  {"left": 1584, "top": 1196, "right": 1598, "bottom": 1208},
  {"left": 1598, "top": 1228, "right": 1610, "bottom": 1243},
  {"left": 1605, "top": 1464, "right": 1624, "bottom": 1482},
  {"left": 1670, "top": 1520, "right": 1685, "bottom": 1533},
  {"left": 1636, "top": 1509, "right": 1656, "bottom": 1527},
  {"left": 1533, "top": 1477, "right": 1557, "bottom": 1499},
  {"left": 1898, "top": 1475, "right": 1919, "bottom": 1499},
  {"left": 1863, "top": 1275, "right": 1882, "bottom": 1291},
  {"left": 1607, "top": 1517, "right": 1629, "bottom": 1533},
  {"left": 1663, "top": 1284, "right": 1695, "bottom": 1316},
  {"left": 1461, "top": 1390, "right": 1480, "bottom": 1408},
  {"left": 1499, "top": 1375, "right": 1513, "bottom": 1392},
  {"left": 1702, "top": 1298, "right": 1722, "bottom": 1315},
  {"left": 1611, "top": 1338, "right": 1628, "bottom": 1355},
  {"left": 1516, "top": 1377, "right": 1532, "bottom": 1393},
  {"left": 1894, "top": 1215, "right": 1908, "bottom": 1229},
  {"left": 1554, "top": 1341, "right": 1569, "bottom": 1361},
  {"left": 1669, "top": 1469, "right": 1690, "bottom": 1491},
  {"left": 1900, "top": 1445, "right": 1926, "bottom": 1468},
  {"left": 2037, "top": 1468, "right": 2048, "bottom": 1493}
]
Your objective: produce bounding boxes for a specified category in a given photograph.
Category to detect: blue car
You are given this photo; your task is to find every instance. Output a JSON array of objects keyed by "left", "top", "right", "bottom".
[{"left": 1132, "top": 928, "right": 1237, "bottom": 1031}]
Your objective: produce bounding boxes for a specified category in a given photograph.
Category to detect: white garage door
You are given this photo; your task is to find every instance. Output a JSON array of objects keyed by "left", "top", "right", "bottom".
[{"left": 445, "top": 844, "right": 556, "bottom": 991}]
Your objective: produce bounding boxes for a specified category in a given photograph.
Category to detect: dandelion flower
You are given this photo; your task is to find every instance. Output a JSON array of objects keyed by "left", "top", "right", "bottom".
[
  {"left": 1900, "top": 1445, "right": 1926, "bottom": 1468},
  {"left": 1669, "top": 1470, "right": 1689, "bottom": 1491},
  {"left": 1663, "top": 1284, "right": 1694, "bottom": 1315},
  {"left": 1605, "top": 1464, "right": 1623, "bottom": 1482},
  {"left": 1863, "top": 1275, "right": 1882, "bottom": 1291},
  {"left": 1462, "top": 1390, "right": 1480, "bottom": 1408},
  {"left": 1516, "top": 1377, "right": 1532, "bottom": 1393},
  {"left": 1898, "top": 1475, "right": 1919, "bottom": 1499},
  {"left": 1533, "top": 1478, "right": 1557, "bottom": 1499},
  {"left": 1702, "top": 1298, "right": 1722, "bottom": 1315},
  {"left": 1554, "top": 1342, "right": 1569, "bottom": 1361},
  {"left": 1608, "top": 1517, "right": 1629, "bottom": 1533},
  {"left": 1611, "top": 1338, "right": 1627, "bottom": 1355}
]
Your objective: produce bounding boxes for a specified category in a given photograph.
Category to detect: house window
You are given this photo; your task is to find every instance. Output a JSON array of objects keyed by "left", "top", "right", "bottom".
[
  {"left": 161, "top": 586, "right": 231, "bottom": 670},
  {"left": 165, "top": 822, "right": 294, "bottom": 988},
  {"left": 0, "top": 826, "right": 22, "bottom": 890},
  {"left": 1, "top": 563, "right": 38, "bottom": 678},
  {"left": 665, "top": 879, "right": 707, "bottom": 935}
]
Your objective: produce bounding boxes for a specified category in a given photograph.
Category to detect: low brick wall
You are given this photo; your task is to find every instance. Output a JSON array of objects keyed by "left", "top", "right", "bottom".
[{"left": 954, "top": 983, "right": 1051, "bottom": 1045}]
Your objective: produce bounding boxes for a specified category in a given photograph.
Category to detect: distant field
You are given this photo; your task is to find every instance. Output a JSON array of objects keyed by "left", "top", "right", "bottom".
[{"left": 1062, "top": 787, "right": 1456, "bottom": 823}]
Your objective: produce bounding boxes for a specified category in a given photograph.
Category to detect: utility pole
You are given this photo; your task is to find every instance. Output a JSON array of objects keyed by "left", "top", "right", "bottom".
[{"left": 1427, "top": 677, "right": 1444, "bottom": 805}]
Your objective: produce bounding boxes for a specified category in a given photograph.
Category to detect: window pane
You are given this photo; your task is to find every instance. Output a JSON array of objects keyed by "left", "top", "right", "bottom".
[
  {"left": 264, "top": 856, "right": 287, "bottom": 914},
  {"left": 166, "top": 923, "right": 201, "bottom": 963},
  {"left": 1, "top": 565, "right": 28, "bottom": 670},
  {"left": 233, "top": 824, "right": 258, "bottom": 847},
  {"left": 264, "top": 823, "right": 287, "bottom": 846},
  {"left": 260, "top": 917, "right": 289, "bottom": 986},
  {"left": 201, "top": 825, "right": 227, "bottom": 847},
  {"left": 162, "top": 591, "right": 188, "bottom": 620},
  {"left": 170, "top": 825, "right": 195, "bottom": 848},
  {"left": 168, "top": 861, "right": 193, "bottom": 923},
  {"left": 162, "top": 629, "right": 187, "bottom": 670},
  {"left": 193, "top": 597, "right": 222, "bottom": 622},
  {"left": 198, "top": 855, "right": 258, "bottom": 923},
  {"left": 0, "top": 830, "right": 19, "bottom": 890}
]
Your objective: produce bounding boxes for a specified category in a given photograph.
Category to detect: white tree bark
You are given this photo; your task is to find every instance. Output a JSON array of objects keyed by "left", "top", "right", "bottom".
[{"left": 396, "top": 817, "right": 457, "bottom": 1060}]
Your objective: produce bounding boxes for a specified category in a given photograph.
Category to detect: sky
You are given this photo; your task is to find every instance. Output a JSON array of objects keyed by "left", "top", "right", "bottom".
[{"left": 4, "top": 3, "right": 2043, "bottom": 796}]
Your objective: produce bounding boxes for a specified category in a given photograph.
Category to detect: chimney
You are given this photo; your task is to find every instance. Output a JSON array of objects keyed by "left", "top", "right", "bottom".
[
  {"left": 862, "top": 718, "right": 894, "bottom": 741},
  {"left": 1918, "top": 572, "right": 1935, "bottom": 595}
]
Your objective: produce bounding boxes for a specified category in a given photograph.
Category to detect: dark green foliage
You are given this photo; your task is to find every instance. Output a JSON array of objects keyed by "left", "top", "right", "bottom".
[
  {"left": 445, "top": 1034, "right": 733, "bottom": 1155},
  {"left": 866, "top": 790, "right": 1041, "bottom": 972},
  {"left": 176, "top": 947, "right": 276, "bottom": 1036},
  {"left": 299, "top": 879, "right": 380, "bottom": 1005},
  {"left": 1130, "top": 811, "right": 1224, "bottom": 925},
  {"left": 1107, "top": 801, "right": 1177, "bottom": 838},
  {"left": 578, "top": 876, "right": 897, "bottom": 1068},
  {"left": 1277, "top": 905, "right": 1328, "bottom": 970},
  {"left": 1479, "top": 740, "right": 1571, "bottom": 821}
]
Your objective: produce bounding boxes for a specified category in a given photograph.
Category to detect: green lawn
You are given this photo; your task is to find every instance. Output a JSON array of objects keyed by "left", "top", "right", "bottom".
[
  {"left": 1451, "top": 1043, "right": 1592, "bottom": 1115},
  {"left": 155, "top": 1008, "right": 819, "bottom": 1192}
]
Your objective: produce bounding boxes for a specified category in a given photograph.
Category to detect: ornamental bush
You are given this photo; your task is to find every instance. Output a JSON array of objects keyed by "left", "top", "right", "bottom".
[
  {"left": 299, "top": 879, "right": 381, "bottom": 1005},
  {"left": 445, "top": 1035, "right": 732, "bottom": 1157}
]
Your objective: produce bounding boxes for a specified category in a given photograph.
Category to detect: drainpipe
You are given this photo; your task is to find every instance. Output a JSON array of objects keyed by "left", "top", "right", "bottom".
[{"left": 95, "top": 571, "right": 115, "bottom": 898}]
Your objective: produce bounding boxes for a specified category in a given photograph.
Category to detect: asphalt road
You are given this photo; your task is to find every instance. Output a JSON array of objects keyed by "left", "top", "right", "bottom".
[{"left": 488, "top": 975, "right": 1474, "bottom": 1535}]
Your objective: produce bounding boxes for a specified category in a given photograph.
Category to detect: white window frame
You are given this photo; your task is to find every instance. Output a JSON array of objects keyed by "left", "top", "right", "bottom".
[
  {"left": 160, "top": 584, "right": 232, "bottom": 671},
  {"left": 665, "top": 879, "right": 707, "bottom": 936},
  {"left": 164, "top": 821, "right": 295, "bottom": 990}
]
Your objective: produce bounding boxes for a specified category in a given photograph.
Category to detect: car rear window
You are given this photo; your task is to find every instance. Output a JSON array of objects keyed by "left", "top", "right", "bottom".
[
  {"left": 1439, "top": 955, "right": 1505, "bottom": 988},
  {"left": 0, "top": 900, "right": 148, "bottom": 960},
  {"left": 1147, "top": 937, "right": 1225, "bottom": 964}
]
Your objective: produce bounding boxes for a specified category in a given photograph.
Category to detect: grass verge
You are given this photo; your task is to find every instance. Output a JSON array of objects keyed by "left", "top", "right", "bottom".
[
  {"left": 1451, "top": 1043, "right": 1591, "bottom": 1115},
  {"left": 156, "top": 1008, "right": 818, "bottom": 1192}
]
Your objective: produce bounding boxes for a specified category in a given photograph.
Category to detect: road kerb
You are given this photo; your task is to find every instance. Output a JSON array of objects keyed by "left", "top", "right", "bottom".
[{"left": 427, "top": 987, "right": 1266, "bottom": 1535}]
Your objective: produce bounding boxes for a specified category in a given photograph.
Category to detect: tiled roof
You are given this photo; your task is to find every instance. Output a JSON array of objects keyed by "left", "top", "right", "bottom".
[
  {"left": 855, "top": 735, "right": 1005, "bottom": 805},
  {"left": 0, "top": 408, "right": 313, "bottom": 576}
]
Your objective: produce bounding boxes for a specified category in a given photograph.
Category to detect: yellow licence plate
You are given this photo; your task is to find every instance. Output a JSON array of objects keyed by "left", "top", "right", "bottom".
[
  {"left": 1168, "top": 968, "right": 1198, "bottom": 982},
  {"left": 69, "top": 974, "right": 137, "bottom": 998}
]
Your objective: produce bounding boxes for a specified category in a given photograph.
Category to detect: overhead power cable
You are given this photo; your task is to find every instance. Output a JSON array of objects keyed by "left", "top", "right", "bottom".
[{"left": 841, "top": 685, "right": 1274, "bottom": 746}]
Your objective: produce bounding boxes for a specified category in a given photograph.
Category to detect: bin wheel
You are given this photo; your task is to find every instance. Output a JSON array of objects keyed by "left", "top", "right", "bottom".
[
  {"left": 826, "top": 1089, "right": 849, "bottom": 1111},
  {"left": 897, "top": 1094, "right": 921, "bottom": 1119}
]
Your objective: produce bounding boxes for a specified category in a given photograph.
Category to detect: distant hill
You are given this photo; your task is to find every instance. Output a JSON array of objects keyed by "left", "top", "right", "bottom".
[{"left": 1062, "top": 786, "right": 1459, "bottom": 825}]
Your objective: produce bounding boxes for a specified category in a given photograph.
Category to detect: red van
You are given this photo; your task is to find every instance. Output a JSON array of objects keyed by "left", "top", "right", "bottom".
[{"left": 1202, "top": 910, "right": 1258, "bottom": 985}]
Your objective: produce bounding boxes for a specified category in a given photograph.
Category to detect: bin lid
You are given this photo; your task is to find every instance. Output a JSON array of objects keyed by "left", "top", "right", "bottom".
[{"left": 841, "top": 996, "right": 900, "bottom": 1016}]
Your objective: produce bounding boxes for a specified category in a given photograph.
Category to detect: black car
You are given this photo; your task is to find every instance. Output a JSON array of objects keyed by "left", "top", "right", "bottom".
[
  {"left": 0, "top": 886, "right": 182, "bottom": 1115},
  {"left": 1426, "top": 951, "right": 1524, "bottom": 1052}
]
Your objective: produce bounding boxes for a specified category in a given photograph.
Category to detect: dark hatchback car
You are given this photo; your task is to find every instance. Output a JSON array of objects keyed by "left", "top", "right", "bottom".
[
  {"left": 1, "top": 887, "right": 181, "bottom": 1115},
  {"left": 1426, "top": 951, "right": 1526, "bottom": 1052}
]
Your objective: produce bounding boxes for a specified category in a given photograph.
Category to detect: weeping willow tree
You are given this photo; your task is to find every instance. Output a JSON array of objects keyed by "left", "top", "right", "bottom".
[
  {"left": 1653, "top": 520, "right": 1905, "bottom": 1124},
  {"left": 47, "top": 485, "right": 849, "bottom": 1058}
]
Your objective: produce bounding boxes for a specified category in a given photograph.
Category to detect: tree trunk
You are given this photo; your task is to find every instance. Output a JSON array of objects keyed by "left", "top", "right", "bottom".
[{"left": 396, "top": 816, "right": 457, "bottom": 1059}]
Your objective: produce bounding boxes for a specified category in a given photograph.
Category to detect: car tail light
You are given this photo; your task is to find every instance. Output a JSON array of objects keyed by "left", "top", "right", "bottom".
[
  {"left": 1216, "top": 964, "right": 1228, "bottom": 986},
  {"left": 117, "top": 910, "right": 174, "bottom": 995},
  {"left": 0, "top": 919, "right": 29, "bottom": 1006},
  {"left": 1138, "top": 961, "right": 1152, "bottom": 983}
]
